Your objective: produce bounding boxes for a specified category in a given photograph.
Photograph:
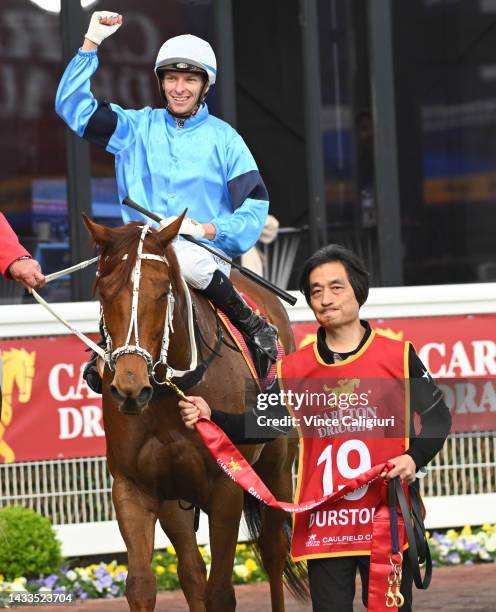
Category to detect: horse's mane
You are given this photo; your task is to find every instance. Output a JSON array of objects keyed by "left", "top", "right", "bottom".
[{"left": 94, "top": 223, "right": 184, "bottom": 304}]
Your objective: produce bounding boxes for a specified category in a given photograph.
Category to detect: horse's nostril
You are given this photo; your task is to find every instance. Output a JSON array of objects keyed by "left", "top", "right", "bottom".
[
  {"left": 110, "top": 384, "right": 125, "bottom": 405},
  {"left": 137, "top": 386, "right": 153, "bottom": 405}
]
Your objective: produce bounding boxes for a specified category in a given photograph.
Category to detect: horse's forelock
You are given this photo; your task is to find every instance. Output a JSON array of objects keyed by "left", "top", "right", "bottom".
[
  {"left": 94, "top": 224, "right": 183, "bottom": 303},
  {"left": 95, "top": 223, "right": 145, "bottom": 296}
]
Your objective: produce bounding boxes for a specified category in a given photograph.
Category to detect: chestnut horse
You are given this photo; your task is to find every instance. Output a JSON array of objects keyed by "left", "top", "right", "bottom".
[{"left": 83, "top": 214, "right": 308, "bottom": 612}]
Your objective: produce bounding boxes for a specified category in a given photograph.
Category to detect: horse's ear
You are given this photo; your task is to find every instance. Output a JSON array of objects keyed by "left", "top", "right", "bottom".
[
  {"left": 156, "top": 209, "right": 188, "bottom": 249},
  {"left": 82, "top": 213, "right": 113, "bottom": 247}
]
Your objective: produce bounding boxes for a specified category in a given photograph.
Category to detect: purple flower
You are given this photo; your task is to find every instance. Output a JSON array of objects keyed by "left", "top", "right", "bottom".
[
  {"left": 466, "top": 542, "right": 481, "bottom": 554},
  {"left": 43, "top": 575, "right": 59, "bottom": 589},
  {"left": 447, "top": 552, "right": 461, "bottom": 564},
  {"left": 80, "top": 592, "right": 88, "bottom": 600},
  {"left": 115, "top": 571, "right": 127, "bottom": 581},
  {"left": 93, "top": 566, "right": 109, "bottom": 579},
  {"left": 100, "top": 574, "right": 113, "bottom": 589}
]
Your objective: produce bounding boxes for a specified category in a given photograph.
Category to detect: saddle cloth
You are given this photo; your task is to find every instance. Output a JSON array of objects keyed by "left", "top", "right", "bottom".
[{"left": 215, "top": 293, "right": 285, "bottom": 390}]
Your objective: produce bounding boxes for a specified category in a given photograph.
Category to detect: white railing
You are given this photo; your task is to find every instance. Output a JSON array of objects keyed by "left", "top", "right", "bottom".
[
  {"left": 0, "top": 457, "right": 115, "bottom": 526},
  {"left": 423, "top": 431, "right": 496, "bottom": 498},
  {"left": 3, "top": 283, "right": 496, "bottom": 338},
  {"left": 1, "top": 432, "right": 495, "bottom": 555}
]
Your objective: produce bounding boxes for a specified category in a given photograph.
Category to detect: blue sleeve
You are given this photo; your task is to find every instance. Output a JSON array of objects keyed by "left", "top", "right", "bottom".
[
  {"left": 55, "top": 49, "right": 146, "bottom": 155},
  {"left": 211, "top": 132, "right": 269, "bottom": 257}
]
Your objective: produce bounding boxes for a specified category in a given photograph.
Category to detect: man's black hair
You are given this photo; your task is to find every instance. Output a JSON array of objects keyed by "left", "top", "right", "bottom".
[{"left": 298, "top": 244, "right": 370, "bottom": 306}]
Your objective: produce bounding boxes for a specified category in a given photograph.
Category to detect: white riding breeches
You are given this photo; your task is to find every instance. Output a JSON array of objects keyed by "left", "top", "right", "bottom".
[{"left": 173, "top": 238, "right": 231, "bottom": 290}]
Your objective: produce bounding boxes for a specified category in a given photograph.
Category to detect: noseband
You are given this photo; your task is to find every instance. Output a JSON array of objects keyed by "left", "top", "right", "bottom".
[{"left": 102, "top": 224, "right": 198, "bottom": 384}]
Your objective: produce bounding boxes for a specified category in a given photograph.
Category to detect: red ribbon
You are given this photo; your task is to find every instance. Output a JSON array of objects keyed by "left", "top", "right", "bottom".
[
  {"left": 195, "top": 418, "right": 402, "bottom": 611},
  {"left": 195, "top": 418, "right": 388, "bottom": 512}
]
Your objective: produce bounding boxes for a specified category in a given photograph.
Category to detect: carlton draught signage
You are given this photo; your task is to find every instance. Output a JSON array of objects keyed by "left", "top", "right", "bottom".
[
  {"left": 0, "top": 313, "right": 495, "bottom": 463},
  {"left": 0, "top": 335, "right": 105, "bottom": 463}
]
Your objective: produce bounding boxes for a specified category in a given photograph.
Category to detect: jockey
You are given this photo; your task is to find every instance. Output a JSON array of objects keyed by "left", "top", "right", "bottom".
[{"left": 55, "top": 12, "right": 278, "bottom": 392}]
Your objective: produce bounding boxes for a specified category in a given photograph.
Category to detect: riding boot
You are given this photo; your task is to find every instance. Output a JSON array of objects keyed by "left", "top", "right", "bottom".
[
  {"left": 82, "top": 320, "right": 106, "bottom": 394},
  {"left": 202, "top": 270, "right": 279, "bottom": 378}
]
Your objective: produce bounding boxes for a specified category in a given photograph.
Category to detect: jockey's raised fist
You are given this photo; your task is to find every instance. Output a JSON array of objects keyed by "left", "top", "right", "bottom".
[{"left": 85, "top": 11, "right": 122, "bottom": 46}]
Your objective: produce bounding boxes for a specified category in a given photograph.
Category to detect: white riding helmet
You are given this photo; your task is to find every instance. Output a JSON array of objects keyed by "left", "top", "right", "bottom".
[{"left": 154, "top": 34, "right": 217, "bottom": 85}]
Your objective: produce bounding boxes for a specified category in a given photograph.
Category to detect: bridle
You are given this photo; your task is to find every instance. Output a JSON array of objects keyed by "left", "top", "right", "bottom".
[
  {"left": 101, "top": 224, "right": 198, "bottom": 384},
  {"left": 31, "top": 224, "right": 199, "bottom": 389}
]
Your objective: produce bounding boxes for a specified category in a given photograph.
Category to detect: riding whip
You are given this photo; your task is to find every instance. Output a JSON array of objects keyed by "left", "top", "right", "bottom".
[{"left": 122, "top": 196, "right": 297, "bottom": 306}]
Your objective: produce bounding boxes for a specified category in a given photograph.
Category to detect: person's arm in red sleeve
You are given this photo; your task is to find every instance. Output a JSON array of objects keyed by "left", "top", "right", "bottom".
[{"left": 0, "top": 213, "right": 45, "bottom": 289}]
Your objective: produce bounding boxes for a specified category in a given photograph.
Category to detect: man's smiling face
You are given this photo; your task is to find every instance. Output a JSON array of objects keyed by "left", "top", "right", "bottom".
[
  {"left": 162, "top": 70, "right": 207, "bottom": 116},
  {"left": 309, "top": 261, "right": 360, "bottom": 330}
]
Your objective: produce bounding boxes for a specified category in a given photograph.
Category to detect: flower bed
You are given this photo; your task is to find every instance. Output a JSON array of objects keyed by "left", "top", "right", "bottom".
[
  {"left": 152, "top": 543, "right": 266, "bottom": 592},
  {"left": 428, "top": 524, "right": 496, "bottom": 566},
  {"left": 0, "top": 561, "right": 128, "bottom": 601},
  {"left": 0, "top": 544, "right": 266, "bottom": 600},
  {"left": 0, "top": 526, "right": 494, "bottom": 600}
]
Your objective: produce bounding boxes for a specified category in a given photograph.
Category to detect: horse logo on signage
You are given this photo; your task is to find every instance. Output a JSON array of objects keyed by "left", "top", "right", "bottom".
[{"left": 0, "top": 348, "right": 36, "bottom": 463}]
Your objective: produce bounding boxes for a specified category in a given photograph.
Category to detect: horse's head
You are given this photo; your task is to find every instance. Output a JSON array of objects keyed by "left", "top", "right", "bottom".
[{"left": 83, "top": 213, "right": 186, "bottom": 415}]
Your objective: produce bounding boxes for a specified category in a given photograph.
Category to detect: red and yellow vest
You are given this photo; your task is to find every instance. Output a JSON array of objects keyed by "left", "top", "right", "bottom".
[{"left": 278, "top": 330, "right": 411, "bottom": 561}]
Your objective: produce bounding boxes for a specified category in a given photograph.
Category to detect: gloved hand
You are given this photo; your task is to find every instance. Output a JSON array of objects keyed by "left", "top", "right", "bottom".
[
  {"left": 85, "top": 12, "right": 122, "bottom": 46},
  {"left": 159, "top": 216, "right": 206, "bottom": 239},
  {"left": 179, "top": 217, "right": 206, "bottom": 239}
]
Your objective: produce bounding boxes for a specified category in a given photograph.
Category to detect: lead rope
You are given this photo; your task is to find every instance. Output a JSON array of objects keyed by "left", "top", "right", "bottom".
[
  {"left": 386, "top": 477, "right": 404, "bottom": 608},
  {"left": 31, "top": 256, "right": 106, "bottom": 361}
]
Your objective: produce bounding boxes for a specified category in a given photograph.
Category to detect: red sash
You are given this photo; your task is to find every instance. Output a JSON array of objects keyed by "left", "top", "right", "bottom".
[{"left": 195, "top": 417, "right": 406, "bottom": 611}]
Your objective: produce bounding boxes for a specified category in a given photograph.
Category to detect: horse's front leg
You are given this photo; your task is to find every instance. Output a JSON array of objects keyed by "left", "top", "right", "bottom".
[
  {"left": 112, "top": 476, "right": 158, "bottom": 612},
  {"left": 158, "top": 500, "right": 207, "bottom": 612},
  {"left": 205, "top": 477, "right": 244, "bottom": 612}
]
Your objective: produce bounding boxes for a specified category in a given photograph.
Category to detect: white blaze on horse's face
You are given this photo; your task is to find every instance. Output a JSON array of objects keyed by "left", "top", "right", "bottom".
[{"left": 82, "top": 213, "right": 186, "bottom": 415}]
